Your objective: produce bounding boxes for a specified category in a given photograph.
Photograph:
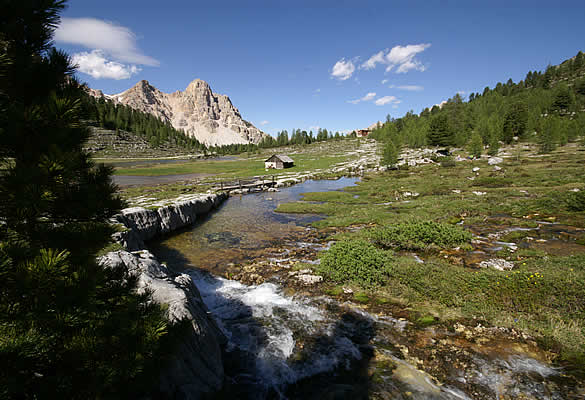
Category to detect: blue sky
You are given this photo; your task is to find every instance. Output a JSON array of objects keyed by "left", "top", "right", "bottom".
[{"left": 55, "top": 0, "right": 585, "bottom": 135}]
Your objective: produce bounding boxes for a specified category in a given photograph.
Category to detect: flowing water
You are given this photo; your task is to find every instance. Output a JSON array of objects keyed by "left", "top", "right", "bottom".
[
  {"left": 152, "top": 177, "right": 358, "bottom": 273},
  {"left": 150, "top": 179, "right": 584, "bottom": 399}
]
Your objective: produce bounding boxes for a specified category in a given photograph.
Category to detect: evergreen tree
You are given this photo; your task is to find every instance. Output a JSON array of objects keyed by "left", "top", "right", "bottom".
[
  {"left": 487, "top": 132, "right": 500, "bottom": 156},
  {"left": 427, "top": 114, "right": 453, "bottom": 146},
  {"left": 382, "top": 139, "right": 399, "bottom": 167},
  {"left": 469, "top": 132, "right": 483, "bottom": 158},
  {"left": 551, "top": 83, "right": 574, "bottom": 113},
  {"left": 502, "top": 102, "right": 528, "bottom": 143},
  {"left": 0, "top": 1, "right": 167, "bottom": 397},
  {"left": 538, "top": 117, "right": 558, "bottom": 153}
]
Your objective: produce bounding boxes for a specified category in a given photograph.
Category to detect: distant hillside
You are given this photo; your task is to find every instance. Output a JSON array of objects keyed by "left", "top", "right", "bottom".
[
  {"left": 84, "top": 126, "right": 201, "bottom": 158},
  {"left": 81, "top": 93, "right": 206, "bottom": 155},
  {"left": 371, "top": 50, "right": 585, "bottom": 153}
]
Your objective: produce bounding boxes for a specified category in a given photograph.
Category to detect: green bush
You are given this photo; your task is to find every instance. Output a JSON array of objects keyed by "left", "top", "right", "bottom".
[
  {"left": 566, "top": 190, "right": 585, "bottom": 211},
  {"left": 368, "top": 221, "right": 472, "bottom": 251},
  {"left": 318, "top": 240, "right": 392, "bottom": 287}
]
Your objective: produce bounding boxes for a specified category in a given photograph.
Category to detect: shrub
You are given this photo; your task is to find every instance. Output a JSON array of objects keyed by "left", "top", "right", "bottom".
[
  {"left": 318, "top": 240, "right": 392, "bottom": 287},
  {"left": 566, "top": 190, "right": 585, "bottom": 211},
  {"left": 440, "top": 159, "right": 457, "bottom": 168},
  {"left": 368, "top": 221, "right": 472, "bottom": 251}
]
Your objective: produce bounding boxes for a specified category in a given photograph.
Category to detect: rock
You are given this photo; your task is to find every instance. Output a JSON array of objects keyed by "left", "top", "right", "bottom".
[
  {"left": 98, "top": 250, "right": 225, "bottom": 398},
  {"left": 472, "top": 191, "right": 486, "bottom": 196},
  {"left": 479, "top": 258, "right": 514, "bottom": 271},
  {"left": 472, "top": 167, "right": 480, "bottom": 172},
  {"left": 89, "top": 79, "right": 268, "bottom": 147},
  {"left": 111, "top": 193, "right": 227, "bottom": 250},
  {"left": 493, "top": 165, "right": 502, "bottom": 171},
  {"left": 296, "top": 273, "right": 323, "bottom": 285},
  {"left": 488, "top": 157, "right": 503, "bottom": 165}
]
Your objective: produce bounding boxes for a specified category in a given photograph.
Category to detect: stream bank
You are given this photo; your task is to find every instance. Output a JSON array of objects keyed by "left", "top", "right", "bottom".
[{"left": 101, "top": 192, "right": 230, "bottom": 399}]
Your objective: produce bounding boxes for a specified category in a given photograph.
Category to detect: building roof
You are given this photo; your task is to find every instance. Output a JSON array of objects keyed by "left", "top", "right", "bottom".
[{"left": 266, "top": 154, "right": 294, "bottom": 163}]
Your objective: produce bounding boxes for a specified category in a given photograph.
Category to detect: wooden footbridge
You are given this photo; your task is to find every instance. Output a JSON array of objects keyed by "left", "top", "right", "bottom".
[{"left": 213, "top": 176, "right": 278, "bottom": 192}]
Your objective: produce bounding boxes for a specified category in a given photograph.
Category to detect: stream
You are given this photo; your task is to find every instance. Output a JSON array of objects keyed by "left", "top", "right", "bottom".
[{"left": 151, "top": 178, "right": 584, "bottom": 399}]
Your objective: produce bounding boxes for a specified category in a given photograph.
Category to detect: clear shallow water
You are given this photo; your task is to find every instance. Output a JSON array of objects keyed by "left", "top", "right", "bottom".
[{"left": 151, "top": 177, "right": 359, "bottom": 271}]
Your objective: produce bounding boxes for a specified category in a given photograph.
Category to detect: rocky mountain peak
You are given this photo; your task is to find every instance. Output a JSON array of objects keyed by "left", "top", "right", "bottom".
[
  {"left": 185, "top": 79, "right": 211, "bottom": 93},
  {"left": 91, "top": 79, "right": 268, "bottom": 147}
]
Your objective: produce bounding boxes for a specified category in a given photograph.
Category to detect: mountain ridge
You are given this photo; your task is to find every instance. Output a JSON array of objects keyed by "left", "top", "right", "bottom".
[{"left": 89, "top": 79, "right": 268, "bottom": 147}]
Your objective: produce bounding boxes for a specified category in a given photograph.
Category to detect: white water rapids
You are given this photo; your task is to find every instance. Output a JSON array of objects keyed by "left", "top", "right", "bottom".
[{"left": 187, "top": 269, "right": 565, "bottom": 399}]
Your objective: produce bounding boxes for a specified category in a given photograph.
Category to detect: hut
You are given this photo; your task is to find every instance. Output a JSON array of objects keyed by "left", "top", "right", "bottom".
[
  {"left": 356, "top": 129, "right": 370, "bottom": 137},
  {"left": 265, "top": 154, "right": 294, "bottom": 169}
]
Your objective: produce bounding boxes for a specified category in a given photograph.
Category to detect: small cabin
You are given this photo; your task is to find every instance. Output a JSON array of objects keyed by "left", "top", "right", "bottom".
[
  {"left": 265, "top": 154, "right": 294, "bottom": 169},
  {"left": 356, "top": 129, "right": 370, "bottom": 137}
]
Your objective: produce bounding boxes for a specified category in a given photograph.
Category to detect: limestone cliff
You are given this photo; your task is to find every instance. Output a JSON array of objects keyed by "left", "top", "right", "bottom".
[{"left": 94, "top": 79, "right": 267, "bottom": 147}]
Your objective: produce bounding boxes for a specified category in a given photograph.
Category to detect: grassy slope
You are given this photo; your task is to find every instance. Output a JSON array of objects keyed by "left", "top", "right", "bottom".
[
  {"left": 277, "top": 142, "right": 585, "bottom": 365},
  {"left": 113, "top": 153, "right": 347, "bottom": 177},
  {"left": 110, "top": 138, "right": 370, "bottom": 203}
]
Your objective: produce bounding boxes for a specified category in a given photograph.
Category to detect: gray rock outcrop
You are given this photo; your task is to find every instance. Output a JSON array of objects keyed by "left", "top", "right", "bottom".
[
  {"left": 99, "top": 250, "right": 226, "bottom": 399},
  {"left": 92, "top": 79, "right": 268, "bottom": 147},
  {"left": 111, "top": 193, "right": 228, "bottom": 251},
  {"left": 103, "top": 192, "right": 229, "bottom": 398}
]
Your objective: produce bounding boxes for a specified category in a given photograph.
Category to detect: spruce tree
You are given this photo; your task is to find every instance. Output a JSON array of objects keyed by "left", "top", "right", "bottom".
[
  {"left": 427, "top": 114, "right": 453, "bottom": 146},
  {"left": 0, "top": 1, "right": 167, "bottom": 397},
  {"left": 382, "top": 139, "right": 399, "bottom": 167},
  {"left": 502, "top": 102, "right": 528, "bottom": 143},
  {"left": 469, "top": 132, "right": 483, "bottom": 158}
]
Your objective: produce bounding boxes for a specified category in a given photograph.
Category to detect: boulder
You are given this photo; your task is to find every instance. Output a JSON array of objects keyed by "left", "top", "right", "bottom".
[
  {"left": 99, "top": 250, "right": 226, "bottom": 399},
  {"left": 479, "top": 258, "right": 514, "bottom": 271},
  {"left": 488, "top": 157, "right": 503, "bottom": 165}
]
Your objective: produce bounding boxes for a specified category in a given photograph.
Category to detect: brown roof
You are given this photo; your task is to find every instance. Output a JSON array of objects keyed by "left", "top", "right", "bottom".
[{"left": 266, "top": 154, "right": 294, "bottom": 163}]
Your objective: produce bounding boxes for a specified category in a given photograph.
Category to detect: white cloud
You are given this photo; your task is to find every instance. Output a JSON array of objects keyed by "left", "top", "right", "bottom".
[
  {"left": 386, "top": 44, "right": 429, "bottom": 66},
  {"left": 56, "top": 18, "right": 159, "bottom": 66},
  {"left": 309, "top": 125, "right": 320, "bottom": 131},
  {"left": 362, "top": 43, "right": 430, "bottom": 74},
  {"left": 314, "top": 88, "right": 321, "bottom": 93},
  {"left": 396, "top": 85, "right": 424, "bottom": 91},
  {"left": 381, "top": 79, "right": 389, "bottom": 84},
  {"left": 331, "top": 58, "right": 356, "bottom": 81},
  {"left": 348, "top": 92, "right": 376, "bottom": 104},
  {"left": 361, "top": 50, "right": 386, "bottom": 70},
  {"left": 260, "top": 120, "right": 269, "bottom": 126},
  {"left": 375, "top": 96, "right": 401, "bottom": 106},
  {"left": 72, "top": 50, "right": 141, "bottom": 80}
]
